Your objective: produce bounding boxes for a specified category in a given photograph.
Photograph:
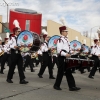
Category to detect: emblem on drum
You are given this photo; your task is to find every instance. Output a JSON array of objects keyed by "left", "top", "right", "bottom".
[
  {"left": 17, "top": 30, "right": 34, "bottom": 52},
  {"left": 23, "top": 35, "right": 28, "bottom": 42},
  {"left": 48, "top": 35, "right": 60, "bottom": 48},
  {"left": 70, "top": 40, "right": 82, "bottom": 50},
  {"left": 53, "top": 39, "right": 58, "bottom": 46},
  {"left": 73, "top": 43, "right": 77, "bottom": 48}
]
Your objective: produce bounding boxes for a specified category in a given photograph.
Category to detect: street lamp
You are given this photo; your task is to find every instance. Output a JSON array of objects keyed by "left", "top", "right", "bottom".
[
  {"left": 90, "top": 25, "right": 100, "bottom": 46},
  {"left": 3, "top": 0, "right": 8, "bottom": 23}
]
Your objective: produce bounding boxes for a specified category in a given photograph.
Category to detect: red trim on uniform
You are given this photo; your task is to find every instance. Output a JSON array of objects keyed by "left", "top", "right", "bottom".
[{"left": 64, "top": 37, "right": 70, "bottom": 52}]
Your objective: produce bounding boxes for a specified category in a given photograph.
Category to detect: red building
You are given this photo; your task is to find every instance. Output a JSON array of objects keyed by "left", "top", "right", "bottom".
[{"left": 9, "top": 8, "right": 42, "bottom": 35}]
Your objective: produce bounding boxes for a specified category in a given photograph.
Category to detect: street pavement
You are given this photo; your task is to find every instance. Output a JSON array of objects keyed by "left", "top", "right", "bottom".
[{"left": 0, "top": 65, "right": 100, "bottom": 100}]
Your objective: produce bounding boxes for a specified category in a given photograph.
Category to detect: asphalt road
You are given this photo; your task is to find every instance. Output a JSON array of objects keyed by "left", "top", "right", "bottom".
[{"left": 0, "top": 65, "right": 100, "bottom": 100}]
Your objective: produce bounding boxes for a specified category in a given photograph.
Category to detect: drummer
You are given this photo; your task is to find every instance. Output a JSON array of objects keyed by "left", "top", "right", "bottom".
[
  {"left": 78, "top": 44, "right": 89, "bottom": 73},
  {"left": 88, "top": 39, "right": 100, "bottom": 79},
  {"left": 53, "top": 26, "right": 81, "bottom": 91},
  {"left": 7, "top": 27, "right": 28, "bottom": 84}
]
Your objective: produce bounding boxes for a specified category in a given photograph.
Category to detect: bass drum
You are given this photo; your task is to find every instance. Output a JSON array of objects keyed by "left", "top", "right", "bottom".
[
  {"left": 70, "top": 40, "right": 82, "bottom": 51},
  {"left": 48, "top": 35, "right": 60, "bottom": 48},
  {"left": 48, "top": 35, "right": 60, "bottom": 55},
  {"left": 17, "top": 30, "right": 41, "bottom": 52}
]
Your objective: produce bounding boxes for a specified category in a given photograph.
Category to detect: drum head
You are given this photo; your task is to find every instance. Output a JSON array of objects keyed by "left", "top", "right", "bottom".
[
  {"left": 30, "top": 32, "right": 41, "bottom": 52},
  {"left": 17, "top": 30, "right": 33, "bottom": 52},
  {"left": 48, "top": 35, "right": 60, "bottom": 49},
  {"left": 82, "top": 45, "right": 89, "bottom": 53},
  {"left": 70, "top": 40, "right": 82, "bottom": 50}
]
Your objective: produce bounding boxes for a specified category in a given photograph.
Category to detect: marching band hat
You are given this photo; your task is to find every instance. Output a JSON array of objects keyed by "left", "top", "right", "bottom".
[
  {"left": 5, "top": 38, "right": 8, "bottom": 41},
  {"left": 42, "top": 29, "right": 48, "bottom": 39},
  {"left": 43, "top": 34, "right": 47, "bottom": 39},
  {"left": 59, "top": 26, "right": 68, "bottom": 34},
  {"left": 94, "top": 39, "right": 98, "bottom": 43},
  {"left": 9, "top": 34, "right": 15, "bottom": 37},
  {"left": 13, "top": 27, "right": 21, "bottom": 34}
]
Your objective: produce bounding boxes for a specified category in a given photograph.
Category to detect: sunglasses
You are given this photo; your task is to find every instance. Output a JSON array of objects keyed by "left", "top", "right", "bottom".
[
  {"left": 62, "top": 31, "right": 68, "bottom": 32},
  {"left": 17, "top": 31, "right": 21, "bottom": 32}
]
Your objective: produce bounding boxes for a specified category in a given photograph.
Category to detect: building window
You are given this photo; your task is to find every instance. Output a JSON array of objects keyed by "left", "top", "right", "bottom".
[{"left": 26, "top": 20, "right": 30, "bottom": 31}]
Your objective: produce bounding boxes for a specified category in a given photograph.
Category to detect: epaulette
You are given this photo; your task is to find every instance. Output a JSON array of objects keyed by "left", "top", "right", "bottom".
[
  {"left": 58, "top": 37, "right": 64, "bottom": 43},
  {"left": 94, "top": 46, "right": 97, "bottom": 48}
]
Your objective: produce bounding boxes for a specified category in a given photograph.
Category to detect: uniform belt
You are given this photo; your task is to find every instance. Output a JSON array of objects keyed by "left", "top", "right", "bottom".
[{"left": 11, "top": 49, "right": 20, "bottom": 54}]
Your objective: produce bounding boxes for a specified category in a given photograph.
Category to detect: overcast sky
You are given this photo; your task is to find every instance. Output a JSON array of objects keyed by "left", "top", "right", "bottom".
[{"left": 0, "top": 0, "right": 100, "bottom": 35}]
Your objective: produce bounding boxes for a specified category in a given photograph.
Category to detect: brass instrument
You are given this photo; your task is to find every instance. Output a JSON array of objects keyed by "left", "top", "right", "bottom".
[
  {"left": 0, "top": 50, "right": 4, "bottom": 56},
  {"left": 31, "top": 52, "right": 38, "bottom": 59}
]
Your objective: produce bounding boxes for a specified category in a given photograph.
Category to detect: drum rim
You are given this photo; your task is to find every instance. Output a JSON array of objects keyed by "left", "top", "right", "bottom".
[
  {"left": 48, "top": 35, "right": 60, "bottom": 48},
  {"left": 16, "top": 30, "right": 34, "bottom": 53},
  {"left": 70, "top": 40, "right": 82, "bottom": 50}
]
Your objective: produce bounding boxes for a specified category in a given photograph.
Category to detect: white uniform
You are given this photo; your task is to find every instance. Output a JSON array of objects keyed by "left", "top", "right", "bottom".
[
  {"left": 37, "top": 49, "right": 42, "bottom": 55},
  {"left": 57, "top": 35, "right": 72, "bottom": 56},
  {"left": 9, "top": 36, "right": 17, "bottom": 49},
  {"left": 91, "top": 45, "right": 100, "bottom": 56},
  {"left": 0, "top": 45, "right": 3, "bottom": 52},
  {"left": 2, "top": 43, "right": 10, "bottom": 54},
  {"left": 41, "top": 41, "right": 48, "bottom": 52}
]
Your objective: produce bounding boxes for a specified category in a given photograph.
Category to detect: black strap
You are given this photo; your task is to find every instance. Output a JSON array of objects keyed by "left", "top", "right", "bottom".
[{"left": 44, "top": 42, "right": 48, "bottom": 47}]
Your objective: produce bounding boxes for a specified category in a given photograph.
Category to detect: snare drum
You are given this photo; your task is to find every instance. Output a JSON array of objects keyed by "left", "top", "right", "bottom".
[
  {"left": 80, "top": 59, "right": 94, "bottom": 67},
  {"left": 66, "top": 58, "right": 80, "bottom": 68}
]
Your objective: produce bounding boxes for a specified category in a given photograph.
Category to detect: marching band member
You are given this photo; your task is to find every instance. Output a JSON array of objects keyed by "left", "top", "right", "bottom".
[
  {"left": 38, "top": 29, "right": 55, "bottom": 79},
  {"left": 23, "top": 52, "right": 35, "bottom": 72},
  {"left": 53, "top": 26, "right": 81, "bottom": 91},
  {"left": 0, "top": 36, "right": 3, "bottom": 65},
  {"left": 6, "top": 27, "right": 28, "bottom": 84},
  {"left": 88, "top": 39, "right": 100, "bottom": 79},
  {"left": 0, "top": 33, "right": 10, "bottom": 74},
  {"left": 78, "top": 44, "right": 87, "bottom": 74}
]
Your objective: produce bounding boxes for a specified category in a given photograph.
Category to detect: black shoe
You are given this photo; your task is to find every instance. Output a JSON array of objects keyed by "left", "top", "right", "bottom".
[
  {"left": 69, "top": 87, "right": 81, "bottom": 91},
  {"left": 63, "top": 73, "right": 66, "bottom": 76},
  {"left": 31, "top": 69, "right": 35, "bottom": 72},
  {"left": 49, "top": 76, "right": 55, "bottom": 79},
  {"left": 72, "top": 71, "right": 76, "bottom": 73},
  {"left": 23, "top": 68, "right": 25, "bottom": 71},
  {"left": 20, "top": 80, "right": 29, "bottom": 84},
  {"left": 38, "top": 74, "right": 43, "bottom": 78},
  {"left": 88, "top": 75, "right": 94, "bottom": 79},
  {"left": 6, "top": 79, "right": 13, "bottom": 83},
  {"left": 0, "top": 72, "right": 4, "bottom": 74},
  {"left": 99, "top": 68, "right": 100, "bottom": 73},
  {"left": 53, "top": 86, "right": 62, "bottom": 90},
  {"left": 81, "top": 71, "right": 86, "bottom": 74}
]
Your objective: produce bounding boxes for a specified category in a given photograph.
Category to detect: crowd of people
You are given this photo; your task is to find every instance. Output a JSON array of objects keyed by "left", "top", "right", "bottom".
[{"left": 0, "top": 25, "right": 99, "bottom": 91}]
